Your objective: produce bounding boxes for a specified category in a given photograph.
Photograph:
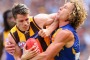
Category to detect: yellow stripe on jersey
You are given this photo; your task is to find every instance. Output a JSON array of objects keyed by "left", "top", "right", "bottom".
[
  {"left": 53, "top": 28, "right": 62, "bottom": 37},
  {"left": 44, "top": 37, "right": 50, "bottom": 46},
  {"left": 29, "top": 16, "right": 33, "bottom": 22},
  {"left": 10, "top": 26, "right": 17, "bottom": 33},
  {"left": 3, "top": 31, "right": 10, "bottom": 46},
  {"left": 52, "top": 28, "right": 62, "bottom": 42},
  {"left": 72, "top": 48, "right": 76, "bottom": 54},
  {"left": 3, "top": 31, "right": 9, "bottom": 40},
  {"left": 10, "top": 16, "right": 50, "bottom": 52},
  {"left": 16, "top": 28, "right": 26, "bottom": 42},
  {"left": 29, "top": 26, "right": 34, "bottom": 36},
  {"left": 52, "top": 28, "right": 62, "bottom": 57}
]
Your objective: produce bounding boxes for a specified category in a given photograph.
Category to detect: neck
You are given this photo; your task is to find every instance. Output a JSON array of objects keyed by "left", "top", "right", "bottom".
[{"left": 59, "top": 20, "right": 69, "bottom": 27}]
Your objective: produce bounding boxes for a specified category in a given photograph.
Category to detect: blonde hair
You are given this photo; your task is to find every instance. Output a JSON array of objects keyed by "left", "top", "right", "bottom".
[{"left": 68, "top": 0, "right": 87, "bottom": 29}]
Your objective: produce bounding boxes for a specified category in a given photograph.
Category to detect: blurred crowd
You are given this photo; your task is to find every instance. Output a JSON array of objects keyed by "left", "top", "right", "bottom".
[{"left": 0, "top": 0, "right": 90, "bottom": 60}]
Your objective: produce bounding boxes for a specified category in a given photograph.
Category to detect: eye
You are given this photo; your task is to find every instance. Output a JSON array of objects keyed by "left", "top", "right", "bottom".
[
  {"left": 64, "top": 6, "right": 67, "bottom": 9},
  {"left": 19, "top": 20, "right": 23, "bottom": 22},
  {"left": 25, "top": 18, "right": 29, "bottom": 21}
]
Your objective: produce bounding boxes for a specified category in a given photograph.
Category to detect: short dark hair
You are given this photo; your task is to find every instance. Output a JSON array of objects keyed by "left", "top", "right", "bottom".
[{"left": 12, "top": 3, "right": 30, "bottom": 19}]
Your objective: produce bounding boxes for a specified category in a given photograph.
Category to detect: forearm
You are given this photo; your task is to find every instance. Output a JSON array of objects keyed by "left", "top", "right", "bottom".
[
  {"left": 15, "top": 57, "right": 21, "bottom": 60},
  {"left": 43, "top": 42, "right": 64, "bottom": 60},
  {"left": 29, "top": 42, "right": 64, "bottom": 60},
  {"left": 14, "top": 55, "right": 21, "bottom": 60},
  {"left": 14, "top": 45, "right": 22, "bottom": 60},
  {"left": 42, "top": 30, "right": 71, "bottom": 60},
  {"left": 21, "top": 54, "right": 31, "bottom": 60},
  {"left": 21, "top": 55, "right": 27, "bottom": 60},
  {"left": 46, "top": 20, "right": 58, "bottom": 35},
  {"left": 31, "top": 42, "right": 64, "bottom": 60},
  {"left": 13, "top": 51, "right": 22, "bottom": 60}
]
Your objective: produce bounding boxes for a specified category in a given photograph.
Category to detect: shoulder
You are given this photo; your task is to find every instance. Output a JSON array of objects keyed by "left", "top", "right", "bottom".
[
  {"left": 55, "top": 29, "right": 74, "bottom": 42},
  {"left": 64, "top": 29, "right": 74, "bottom": 39},
  {"left": 57, "top": 29, "right": 73, "bottom": 36},
  {"left": 10, "top": 25, "right": 17, "bottom": 34},
  {"left": 6, "top": 33, "right": 16, "bottom": 44}
]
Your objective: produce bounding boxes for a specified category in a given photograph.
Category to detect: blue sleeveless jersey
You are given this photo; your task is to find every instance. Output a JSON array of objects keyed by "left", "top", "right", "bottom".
[{"left": 54, "top": 24, "right": 80, "bottom": 60}]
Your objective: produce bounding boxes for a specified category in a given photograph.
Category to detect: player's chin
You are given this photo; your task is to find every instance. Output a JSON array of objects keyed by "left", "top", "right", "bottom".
[{"left": 22, "top": 28, "right": 28, "bottom": 31}]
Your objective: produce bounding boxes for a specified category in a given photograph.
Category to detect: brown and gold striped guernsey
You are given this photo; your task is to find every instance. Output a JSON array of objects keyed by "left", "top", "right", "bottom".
[{"left": 10, "top": 16, "right": 50, "bottom": 51}]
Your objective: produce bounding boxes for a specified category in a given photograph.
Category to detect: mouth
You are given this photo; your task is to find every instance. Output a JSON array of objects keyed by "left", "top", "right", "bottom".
[{"left": 23, "top": 26, "right": 28, "bottom": 29}]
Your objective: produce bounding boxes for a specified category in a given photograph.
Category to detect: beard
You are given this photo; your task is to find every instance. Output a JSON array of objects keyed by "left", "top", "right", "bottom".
[{"left": 9, "top": 22, "right": 16, "bottom": 29}]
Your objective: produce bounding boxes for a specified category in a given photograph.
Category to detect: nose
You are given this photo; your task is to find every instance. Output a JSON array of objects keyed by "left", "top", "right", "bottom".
[
  {"left": 24, "top": 21, "right": 28, "bottom": 26},
  {"left": 59, "top": 6, "right": 63, "bottom": 11},
  {"left": 58, "top": 7, "right": 62, "bottom": 13}
]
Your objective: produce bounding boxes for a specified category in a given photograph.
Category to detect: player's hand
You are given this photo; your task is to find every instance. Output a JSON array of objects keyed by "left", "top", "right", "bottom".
[
  {"left": 30, "top": 52, "right": 47, "bottom": 60},
  {"left": 38, "top": 29, "right": 50, "bottom": 38},
  {"left": 4, "top": 39, "right": 15, "bottom": 55},
  {"left": 21, "top": 44, "right": 40, "bottom": 60}
]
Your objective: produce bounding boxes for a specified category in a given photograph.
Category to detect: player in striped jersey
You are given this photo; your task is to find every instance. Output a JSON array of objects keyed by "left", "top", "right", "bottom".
[{"left": 4, "top": 3, "right": 58, "bottom": 60}]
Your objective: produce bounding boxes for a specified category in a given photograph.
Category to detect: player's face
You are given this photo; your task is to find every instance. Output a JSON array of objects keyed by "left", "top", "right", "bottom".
[
  {"left": 7, "top": 12, "right": 15, "bottom": 28},
  {"left": 15, "top": 14, "right": 30, "bottom": 31},
  {"left": 57, "top": 2, "right": 74, "bottom": 21}
]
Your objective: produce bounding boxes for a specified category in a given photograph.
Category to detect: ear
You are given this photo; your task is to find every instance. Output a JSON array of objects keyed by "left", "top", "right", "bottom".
[{"left": 68, "top": 13, "right": 72, "bottom": 21}]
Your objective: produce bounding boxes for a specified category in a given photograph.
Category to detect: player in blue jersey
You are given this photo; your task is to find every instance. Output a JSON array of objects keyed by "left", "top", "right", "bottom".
[{"left": 27, "top": 0, "right": 87, "bottom": 60}]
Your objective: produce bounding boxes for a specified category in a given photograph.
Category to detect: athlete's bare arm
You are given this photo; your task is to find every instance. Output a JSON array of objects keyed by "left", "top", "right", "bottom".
[
  {"left": 43, "top": 30, "right": 74, "bottom": 60},
  {"left": 34, "top": 13, "right": 57, "bottom": 28},
  {"left": 31, "top": 29, "right": 74, "bottom": 60},
  {"left": 34, "top": 13, "right": 59, "bottom": 37},
  {"left": 4, "top": 33, "right": 22, "bottom": 60}
]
